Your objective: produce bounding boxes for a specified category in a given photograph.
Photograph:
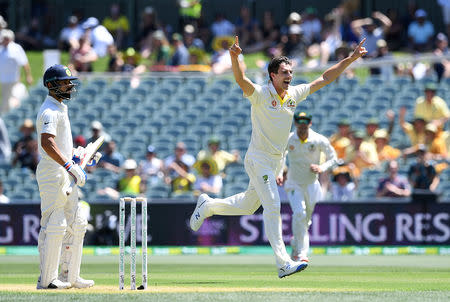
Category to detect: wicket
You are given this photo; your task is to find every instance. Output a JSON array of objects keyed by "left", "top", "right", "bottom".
[{"left": 119, "top": 197, "right": 148, "bottom": 290}]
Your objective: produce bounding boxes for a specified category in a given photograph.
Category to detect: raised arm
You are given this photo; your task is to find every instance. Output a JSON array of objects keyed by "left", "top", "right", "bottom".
[
  {"left": 309, "top": 39, "right": 367, "bottom": 94},
  {"left": 229, "top": 35, "right": 255, "bottom": 96}
]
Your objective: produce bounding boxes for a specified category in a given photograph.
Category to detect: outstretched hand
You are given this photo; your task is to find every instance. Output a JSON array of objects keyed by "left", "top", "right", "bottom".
[
  {"left": 229, "top": 35, "right": 242, "bottom": 59},
  {"left": 350, "top": 38, "right": 368, "bottom": 60}
]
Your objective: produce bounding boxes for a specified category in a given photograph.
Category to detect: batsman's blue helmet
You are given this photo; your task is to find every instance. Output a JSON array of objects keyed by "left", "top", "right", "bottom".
[{"left": 43, "top": 64, "right": 77, "bottom": 87}]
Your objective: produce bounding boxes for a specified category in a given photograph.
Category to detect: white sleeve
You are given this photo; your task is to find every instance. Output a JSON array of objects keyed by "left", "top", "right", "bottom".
[
  {"left": 16, "top": 44, "right": 28, "bottom": 66},
  {"left": 319, "top": 136, "right": 338, "bottom": 172},
  {"left": 213, "top": 175, "right": 223, "bottom": 191},
  {"left": 40, "top": 110, "right": 58, "bottom": 136},
  {"left": 291, "top": 84, "right": 310, "bottom": 103},
  {"left": 245, "top": 84, "right": 263, "bottom": 106}
]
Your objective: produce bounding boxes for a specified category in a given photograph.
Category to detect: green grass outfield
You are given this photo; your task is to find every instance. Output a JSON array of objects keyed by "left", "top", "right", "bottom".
[{"left": 0, "top": 254, "right": 449, "bottom": 302}]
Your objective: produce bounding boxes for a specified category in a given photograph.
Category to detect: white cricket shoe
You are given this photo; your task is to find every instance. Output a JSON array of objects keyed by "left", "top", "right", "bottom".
[
  {"left": 72, "top": 277, "right": 95, "bottom": 288},
  {"left": 36, "top": 277, "right": 71, "bottom": 289},
  {"left": 190, "top": 193, "right": 210, "bottom": 231},
  {"left": 278, "top": 261, "right": 308, "bottom": 278}
]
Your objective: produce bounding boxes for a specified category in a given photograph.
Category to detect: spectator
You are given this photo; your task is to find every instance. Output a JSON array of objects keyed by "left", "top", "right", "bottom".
[
  {"left": 211, "top": 13, "right": 235, "bottom": 38},
  {"left": 433, "top": 33, "right": 450, "bottom": 82},
  {"left": 74, "top": 135, "right": 86, "bottom": 148},
  {"left": 137, "top": 6, "right": 160, "bottom": 52},
  {"left": 363, "top": 117, "right": 380, "bottom": 148},
  {"left": 408, "top": 144, "right": 439, "bottom": 191},
  {"left": 98, "top": 159, "right": 146, "bottom": 200},
  {"left": 121, "top": 47, "right": 140, "bottom": 72},
  {"left": 301, "top": 7, "right": 322, "bottom": 45},
  {"left": 82, "top": 17, "right": 114, "bottom": 58},
  {"left": 87, "top": 120, "right": 111, "bottom": 152},
  {"left": 211, "top": 36, "right": 245, "bottom": 74},
  {"left": 0, "top": 29, "right": 32, "bottom": 115},
  {"left": 98, "top": 140, "right": 124, "bottom": 173},
  {"left": 235, "top": 6, "right": 262, "bottom": 49},
  {"left": 384, "top": 8, "right": 404, "bottom": 51},
  {"left": 0, "top": 180, "right": 9, "bottom": 204},
  {"left": 414, "top": 83, "right": 450, "bottom": 129},
  {"left": 370, "top": 39, "right": 395, "bottom": 80},
  {"left": 376, "top": 160, "right": 411, "bottom": 198},
  {"left": 170, "top": 33, "right": 189, "bottom": 66},
  {"left": 374, "top": 129, "right": 401, "bottom": 162},
  {"left": 15, "top": 17, "right": 43, "bottom": 50},
  {"left": 170, "top": 160, "right": 196, "bottom": 195},
  {"left": 177, "top": 0, "right": 202, "bottom": 30},
  {"left": 424, "top": 123, "right": 448, "bottom": 160},
  {"left": 146, "top": 30, "right": 170, "bottom": 66},
  {"left": 408, "top": 9, "right": 435, "bottom": 52},
  {"left": 164, "top": 142, "right": 195, "bottom": 184},
  {"left": 345, "top": 130, "right": 379, "bottom": 179},
  {"left": 102, "top": 3, "right": 130, "bottom": 49},
  {"left": 196, "top": 136, "right": 239, "bottom": 174},
  {"left": 351, "top": 11, "right": 392, "bottom": 57},
  {"left": 138, "top": 145, "right": 164, "bottom": 185},
  {"left": 399, "top": 107, "right": 426, "bottom": 146},
  {"left": 246, "top": 10, "right": 280, "bottom": 54},
  {"left": 59, "top": 15, "right": 83, "bottom": 51},
  {"left": 330, "top": 166, "right": 356, "bottom": 201},
  {"left": 0, "top": 15, "right": 7, "bottom": 31},
  {"left": 183, "top": 24, "right": 204, "bottom": 50},
  {"left": 12, "top": 138, "right": 39, "bottom": 173},
  {"left": 69, "top": 35, "right": 97, "bottom": 72},
  {"left": 12, "top": 119, "right": 35, "bottom": 163},
  {"left": 193, "top": 158, "right": 223, "bottom": 197},
  {"left": 330, "top": 119, "right": 352, "bottom": 160},
  {"left": 438, "top": 0, "right": 450, "bottom": 38},
  {"left": 0, "top": 117, "right": 11, "bottom": 163},
  {"left": 282, "top": 24, "right": 308, "bottom": 64},
  {"left": 317, "top": 8, "right": 344, "bottom": 66}
]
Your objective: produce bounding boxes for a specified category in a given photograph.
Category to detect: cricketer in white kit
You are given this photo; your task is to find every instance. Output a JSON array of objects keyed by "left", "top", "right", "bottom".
[
  {"left": 190, "top": 36, "right": 367, "bottom": 278},
  {"left": 36, "top": 64, "right": 95, "bottom": 289},
  {"left": 280, "top": 112, "right": 337, "bottom": 262}
]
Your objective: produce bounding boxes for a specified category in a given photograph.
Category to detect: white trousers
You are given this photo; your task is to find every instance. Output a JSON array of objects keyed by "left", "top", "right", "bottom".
[
  {"left": 0, "top": 82, "right": 14, "bottom": 115},
  {"left": 286, "top": 180, "right": 323, "bottom": 259},
  {"left": 205, "top": 153, "right": 292, "bottom": 268},
  {"left": 36, "top": 162, "right": 79, "bottom": 286}
]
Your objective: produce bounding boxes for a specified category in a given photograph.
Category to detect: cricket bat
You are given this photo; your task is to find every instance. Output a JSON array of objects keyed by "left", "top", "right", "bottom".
[{"left": 66, "top": 135, "right": 105, "bottom": 195}]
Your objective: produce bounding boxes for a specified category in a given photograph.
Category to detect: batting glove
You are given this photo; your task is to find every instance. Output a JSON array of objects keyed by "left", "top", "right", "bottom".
[
  {"left": 72, "top": 146, "right": 86, "bottom": 165},
  {"left": 64, "top": 161, "right": 87, "bottom": 187}
]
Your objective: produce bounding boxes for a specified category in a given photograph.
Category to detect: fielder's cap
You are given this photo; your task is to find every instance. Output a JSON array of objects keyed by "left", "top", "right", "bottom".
[
  {"left": 415, "top": 9, "right": 427, "bottom": 18},
  {"left": 294, "top": 112, "right": 312, "bottom": 123},
  {"left": 289, "top": 24, "right": 302, "bottom": 35},
  {"left": 425, "top": 123, "right": 437, "bottom": 133},
  {"left": 43, "top": 64, "right": 77, "bottom": 86},
  {"left": 20, "top": 118, "right": 35, "bottom": 131},
  {"left": 208, "top": 135, "right": 221, "bottom": 145},
  {"left": 82, "top": 17, "right": 99, "bottom": 29},
  {"left": 287, "top": 12, "right": 301, "bottom": 24},
  {"left": 123, "top": 159, "right": 137, "bottom": 170},
  {"left": 366, "top": 117, "right": 379, "bottom": 125},
  {"left": 172, "top": 33, "right": 183, "bottom": 41},
  {"left": 376, "top": 39, "right": 387, "bottom": 48},
  {"left": 353, "top": 130, "right": 365, "bottom": 139},
  {"left": 417, "top": 144, "right": 427, "bottom": 152},
  {"left": 437, "top": 32, "right": 448, "bottom": 42},
  {"left": 424, "top": 82, "right": 437, "bottom": 91},
  {"left": 374, "top": 129, "right": 388, "bottom": 140},
  {"left": 91, "top": 120, "right": 103, "bottom": 130},
  {"left": 338, "top": 119, "right": 351, "bottom": 126},
  {"left": 147, "top": 145, "right": 155, "bottom": 153}
]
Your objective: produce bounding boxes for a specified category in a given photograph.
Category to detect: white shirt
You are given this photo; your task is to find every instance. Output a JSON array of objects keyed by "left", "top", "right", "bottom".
[
  {"left": 246, "top": 82, "right": 310, "bottom": 158},
  {"left": 36, "top": 96, "right": 73, "bottom": 166},
  {"left": 59, "top": 26, "right": 83, "bottom": 43},
  {"left": 139, "top": 157, "right": 163, "bottom": 176},
  {"left": 194, "top": 175, "right": 223, "bottom": 192},
  {"left": 89, "top": 25, "right": 114, "bottom": 57},
  {"left": 0, "top": 194, "right": 9, "bottom": 204},
  {"left": 0, "top": 42, "right": 28, "bottom": 83},
  {"left": 285, "top": 129, "right": 337, "bottom": 187}
]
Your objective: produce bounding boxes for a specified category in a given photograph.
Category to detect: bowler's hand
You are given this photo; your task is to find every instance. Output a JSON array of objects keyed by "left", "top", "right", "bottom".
[
  {"left": 350, "top": 38, "right": 368, "bottom": 60},
  {"left": 310, "top": 164, "right": 322, "bottom": 174},
  {"left": 276, "top": 175, "right": 285, "bottom": 186},
  {"left": 229, "top": 36, "right": 242, "bottom": 59}
]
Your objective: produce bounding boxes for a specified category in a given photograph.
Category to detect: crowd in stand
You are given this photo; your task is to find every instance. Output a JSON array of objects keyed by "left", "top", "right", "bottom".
[{"left": 0, "top": 1, "right": 449, "bottom": 202}]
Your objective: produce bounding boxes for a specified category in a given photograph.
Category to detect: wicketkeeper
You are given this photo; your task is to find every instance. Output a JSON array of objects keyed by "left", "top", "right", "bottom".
[{"left": 36, "top": 64, "right": 100, "bottom": 289}]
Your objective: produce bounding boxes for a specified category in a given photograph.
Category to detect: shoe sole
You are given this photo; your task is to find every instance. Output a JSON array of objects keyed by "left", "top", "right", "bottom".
[
  {"left": 278, "top": 262, "right": 308, "bottom": 278},
  {"left": 190, "top": 195, "right": 207, "bottom": 231}
]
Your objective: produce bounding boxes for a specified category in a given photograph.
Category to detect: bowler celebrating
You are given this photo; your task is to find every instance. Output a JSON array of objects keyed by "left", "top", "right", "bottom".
[{"left": 190, "top": 36, "right": 367, "bottom": 278}]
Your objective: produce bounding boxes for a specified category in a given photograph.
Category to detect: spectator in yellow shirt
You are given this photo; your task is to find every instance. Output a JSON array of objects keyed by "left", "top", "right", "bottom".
[
  {"left": 103, "top": 3, "right": 130, "bottom": 49},
  {"left": 196, "top": 136, "right": 239, "bottom": 173},
  {"left": 414, "top": 83, "right": 450, "bottom": 129},
  {"left": 424, "top": 123, "right": 448, "bottom": 160},
  {"left": 329, "top": 119, "right": 352, "bottom": 159},
  {"left": 399, "top": 107, "right": 426, "bottom": 146},
  {"left": 345, "top": 130, "right": 379, "bottom": 179},
  {"left": 374, "top": 129, "right": 401, "bottom": 162}
]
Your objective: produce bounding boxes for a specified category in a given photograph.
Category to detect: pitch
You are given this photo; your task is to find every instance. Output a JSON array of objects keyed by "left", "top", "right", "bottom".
[{"left": 0, "top": 254, "right": 449, "bottom": 301}]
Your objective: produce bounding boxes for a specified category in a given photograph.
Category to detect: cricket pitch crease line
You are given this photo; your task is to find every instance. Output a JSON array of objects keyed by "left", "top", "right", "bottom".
[{"left": 0, "top": 284, "right": 379, "bottom": 293}]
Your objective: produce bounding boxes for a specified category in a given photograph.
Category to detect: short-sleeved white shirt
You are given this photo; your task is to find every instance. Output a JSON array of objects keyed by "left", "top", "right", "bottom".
[
  {"left": 90, "top": 25, "right": 114, "bottom": 57},
  {"left": 59, "top": 26, "right": 83, "bottom": 44},
  {"left": 246, "top": 82, "right": 310, "bottom": 158},
  {"left": 0, "top": 42, "right": 28, "bottom": 83},
  {"left": 36, "top": 96, "right": 73, "bottom": 166},
  {"left": 285, "top": 128, "right": 337, "bottom": 187}
]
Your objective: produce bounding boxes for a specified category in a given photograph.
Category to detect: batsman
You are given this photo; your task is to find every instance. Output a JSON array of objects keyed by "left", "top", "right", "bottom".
[{"left": 36, "top": 64, "right": 101, "bottom": 289}]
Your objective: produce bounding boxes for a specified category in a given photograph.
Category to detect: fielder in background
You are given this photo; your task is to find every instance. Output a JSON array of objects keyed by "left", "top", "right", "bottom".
[
  {"left": 190, "top": 35, "right": 367, "bottom": 278},
  {"left": 277, "top": 112, "right": 337, "bottom": 263},
  {"left": 36, "top": 64, "right": 95, "bottom": 289}
]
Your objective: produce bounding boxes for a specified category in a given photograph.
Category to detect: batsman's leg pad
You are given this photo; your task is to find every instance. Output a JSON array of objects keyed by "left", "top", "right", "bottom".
[
  {"left": 41, "top": 208, "right": 66, "bottom": 288},
  {"left": 60, "top": 207, "right": 88, "bottom": 284}
]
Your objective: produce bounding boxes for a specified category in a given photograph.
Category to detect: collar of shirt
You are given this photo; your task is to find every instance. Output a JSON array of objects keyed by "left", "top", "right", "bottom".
[
  {"left": 293, "top": 129, "right": 309, "bottom": 144},
  {"left": 48, "top": 95, "right": 68, "bottom": 112},
  {"left": 268, "top": 81, "right": 291, "bottom": 106}
]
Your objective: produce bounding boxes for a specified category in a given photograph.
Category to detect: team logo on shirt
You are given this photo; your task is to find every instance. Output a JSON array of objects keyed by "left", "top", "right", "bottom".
[
  {"left": 289, "top": 145, "right": 295, "bottom": 151},
  {"left": 271, "top": 100, "right": 277, "bottom": 107},
  {"left": 287, "top": 99, "right": 296, "bottom": 108},
  {"left": 262, "top": 175, "right": 269, "bottom": 183},
  {"left": 308, "top": 144, "right": 316, "bottom": 152}
]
